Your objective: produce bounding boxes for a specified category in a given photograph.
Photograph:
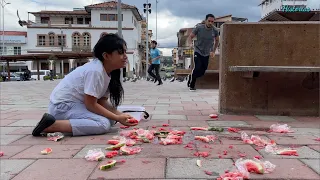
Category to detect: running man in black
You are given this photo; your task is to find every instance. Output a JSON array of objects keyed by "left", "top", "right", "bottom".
[{"left": 187, "top": 14, "right": 219, "bottom": 91}]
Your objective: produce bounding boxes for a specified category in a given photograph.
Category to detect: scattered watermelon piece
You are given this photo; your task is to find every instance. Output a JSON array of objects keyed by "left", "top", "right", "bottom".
[
  {"left": 125, "top": 139, "right": 136, "bottom": 146},
  {"left": 242, "top": 159, "right": 265, "bottom": 174},
  {"left": 218, "top": 171, "right": 247, "bottom": 179},
  {"left": 229, "top": 145, "right": 234, "bottom": 149},
  {"left": 106, "top": 143, "right": 126, "bottom": 150},
  {"left": 41, "top": 148, "right": 52, "bottom": 155},
  {"left": 120, "top": 126, "right": 130, "bottom": 129},
  {"left": 204, "top": 170, "right": 213, "bottom": 176},
  {"left": 120, "top": 145, "right": 142, "bottom": 155},
  {"left": 99, "top": 160, "right": 117, "bottom": 170},
  {"left": 127, "top": 118, "right": 139, "bottom": 124},
  {"left": 254, "top": 155, "right": 263, "bottom": 159},
  {"left": 107, "top": 140, "right": 120, "bottom": 145},
  {"left": 105, "top": 151, "right": 118, "bottom": 158},
  {"left": 277, "top": 149, "right": 299, "bottom": 156},
  {"left": 152, "top": 126, "right": 156, "bottom": 128},
  {"left": 158, "top": 127, "right": 166, "bottom": 131},
  {"left": 162, "top": 124, "right": 169, "bottom": 127},
  {"left": 0, "top": 151, "right": 4, "bottom": 157},
  {"left": 194, "top": 151, "right": 209, "bottom": 158},
  {"left": 223, "top": 150, "right": 228, "bottom": 155},
  {"left": 238, "top": 153, "right": 247, "bottom": 157},
  {"left": 194, "top": 135, "right": 216, "bottom": 143},
  {"left": 314, "top": 138, "right": 320, "bottom": 141},
  {"left": 169, "top": 130, "right": 186, "bottom": 136},
  {"left": 117, "top": 159, "right": 126, "bottom": 163},
  {"left": 190, "top": 127, "right": 208, "bottom": 131},
  {"left": 228, "top": 127, "right": 241, "bottom": 133},
  {"left": 209, "top": 114, "right": 218, "bottom": 118}
]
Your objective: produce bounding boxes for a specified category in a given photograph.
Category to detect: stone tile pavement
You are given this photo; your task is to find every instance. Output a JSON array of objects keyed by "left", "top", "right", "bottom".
[{"left": 0, "top": 80, "right": 319, "bottom": 180}]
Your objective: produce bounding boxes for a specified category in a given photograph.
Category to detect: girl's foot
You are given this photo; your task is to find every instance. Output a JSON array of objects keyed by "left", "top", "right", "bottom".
[{"left": 32, "top": 113, "right": 56, "bottom": 136}]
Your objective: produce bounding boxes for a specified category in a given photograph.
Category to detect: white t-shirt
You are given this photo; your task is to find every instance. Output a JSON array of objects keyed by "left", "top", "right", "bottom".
[{"left": 50, "top": 59, "right": 111, "bottom": 104}]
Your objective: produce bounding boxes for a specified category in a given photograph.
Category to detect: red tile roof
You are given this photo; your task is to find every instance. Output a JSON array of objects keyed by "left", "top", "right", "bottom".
[
  {"left": 29, "top": 1, "right": 142, "bottom": 20},
  {"left": 30, "top": 10, "right": 88, "bottom": 15},
  {"left": 85, "top": 1, "right": 142, "bottom": 20},
  {"left": 85, "top": 1, "right": 136, "bottom": 9},
  {"left": 0, "top": 31, "right": 27, "bottom": 37}
]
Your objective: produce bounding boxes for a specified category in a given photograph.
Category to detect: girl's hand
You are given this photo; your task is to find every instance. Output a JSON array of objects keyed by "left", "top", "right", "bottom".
[{"left": 116, "top": 114, "right": 137, "bottom": 126}]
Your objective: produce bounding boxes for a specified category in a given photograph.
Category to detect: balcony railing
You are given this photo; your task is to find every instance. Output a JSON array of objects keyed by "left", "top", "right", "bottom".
[
  {"left": 72, "top": 46, "right": 91, "bottom": 52},
  {"left": 28, "top": 20, "right": 91, "bottom": 28}
]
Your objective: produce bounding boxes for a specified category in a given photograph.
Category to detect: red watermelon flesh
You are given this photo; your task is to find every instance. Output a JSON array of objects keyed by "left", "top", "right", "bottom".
[{"left": 243, "top": 159, "right": 264, "bottom": 174}]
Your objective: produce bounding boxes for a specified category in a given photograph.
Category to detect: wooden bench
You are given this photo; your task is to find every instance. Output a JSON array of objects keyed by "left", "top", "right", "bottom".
[
  {"left": 229, "top": 66, "right": 320, "bottom": 79},
  {"left": 229, "top": 66, "right": 320, "bottom": 72}
]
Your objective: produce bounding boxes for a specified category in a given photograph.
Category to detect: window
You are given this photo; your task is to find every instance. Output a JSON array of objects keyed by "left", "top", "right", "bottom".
[
  {"left": 85, "top": 17, "right": 91, "bottom": 24},
  {"left": 100, "top": 14, "right": 123, "bottom": 21},
  {"left": 109, "top": 14, "right": 116, "bottom": 21},
  {"left": 38, "top": 35, "right": 45, "bottom": 46},
  {"left": 57, "top": 35, "right": 65, "bottom": 46},
  {"left": 40, "top": 17, "right": 50, "bottom": 24},
  {"left": 65, "top": 17, "right": 73, "bottom": 24},
  {"left": 49, "top": 33, "right": 55, "bottom": 46},
  {"left": 73, "top": 32, "right": 80, "bottom": 46},
  {"left": 77, "top": 18, "right": 84, "bottom": 24},
  {"left": 0, "top": 46, "right": 7, "bottom": 55},
  {"left": 100, "top": 14, "right": 108, "bottom": 21},
  {"left": 14, "top": 47, "right": 21, "bottom": 55},
  {"left": 83, "top": 32, "right": 90, "bottom": 46}
]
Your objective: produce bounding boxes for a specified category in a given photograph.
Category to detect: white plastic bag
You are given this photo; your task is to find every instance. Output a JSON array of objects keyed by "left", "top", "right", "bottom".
[{"left": 85, "top": 149, "right": 105, "bottom": 161}]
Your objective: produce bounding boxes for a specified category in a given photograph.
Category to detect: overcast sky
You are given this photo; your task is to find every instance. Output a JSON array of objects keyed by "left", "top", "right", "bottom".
[{"left": 2, "top": 0, "right": 319, "bottom": 56}]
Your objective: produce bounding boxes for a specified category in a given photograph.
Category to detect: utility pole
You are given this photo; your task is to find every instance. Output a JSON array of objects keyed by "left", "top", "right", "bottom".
[
  {"left": 143, "top": 1, "right": 151, "bottom": 78},
  {"left": 1, "top": 0, "right": 10, "bottom": 79},
  {"left": 156, "top": 0, "right": 158, "bottom": 41},
  {"left": 117, "top": 0, "right": 123, "bottom": 82},
  {"left": 60, "top": 30, "right": 64, "bottom": 78}
]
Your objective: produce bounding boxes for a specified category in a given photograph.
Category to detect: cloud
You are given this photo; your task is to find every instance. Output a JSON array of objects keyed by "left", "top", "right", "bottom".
[{"left": 146, "top": 9, "right": 201, "bottom": 48}]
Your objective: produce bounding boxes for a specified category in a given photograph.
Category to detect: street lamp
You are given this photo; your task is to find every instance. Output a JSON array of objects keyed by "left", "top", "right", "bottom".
[
  {"left": 156, "top": 0, "right": 158, "bottom": 41},
  {"left": 143, "top": 1, "right": 151, "bottom": 78},
  {"left": 1, "top": 0, "right": 10, "bottom": 56}
]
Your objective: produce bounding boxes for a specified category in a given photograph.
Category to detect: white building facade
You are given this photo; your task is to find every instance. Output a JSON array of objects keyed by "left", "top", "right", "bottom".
[
  {"left": 260, "top": 0, "right": 309, "bottom": 18},
  {"left": 0, "top": 31, "right": 28, "bottom": 72},
  {"left": 26, "top": 1, "right": 142, "bottom": 76}
]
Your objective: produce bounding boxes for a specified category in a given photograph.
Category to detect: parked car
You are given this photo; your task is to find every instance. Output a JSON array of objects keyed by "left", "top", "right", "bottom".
[{"left": 0, "top": 72, "right": 21, "bottom": 81}]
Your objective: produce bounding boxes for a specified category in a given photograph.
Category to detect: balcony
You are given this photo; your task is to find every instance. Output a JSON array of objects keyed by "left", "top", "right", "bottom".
[
  {"left": 72, "top": 46, "right": 91, "bottom": 52},
  {"left": 28, "top": 20, "right": 91, "bottom": 28}
]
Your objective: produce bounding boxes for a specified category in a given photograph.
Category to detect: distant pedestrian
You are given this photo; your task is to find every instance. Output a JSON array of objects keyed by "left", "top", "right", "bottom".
[
  {"left": 148, "top": 40, "right": 163, "bottom": 85},
  {"left": 187, "top": 14, "right": 219, "bottom": 91}
]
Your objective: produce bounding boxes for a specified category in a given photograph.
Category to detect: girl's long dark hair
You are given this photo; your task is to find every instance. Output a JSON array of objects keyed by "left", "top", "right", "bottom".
[{"left": 93, "top": 34, "right": 125, "bottom": 107}]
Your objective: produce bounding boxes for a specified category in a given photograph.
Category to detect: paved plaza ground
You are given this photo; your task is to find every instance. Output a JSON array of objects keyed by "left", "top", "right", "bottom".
[{"left": 0, "top": 79, "right": 319, "bottom": 180}]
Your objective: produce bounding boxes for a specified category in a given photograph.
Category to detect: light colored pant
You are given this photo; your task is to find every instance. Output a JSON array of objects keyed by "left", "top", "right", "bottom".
[{"left": 48, "top": 102, "right": 116, "bottom": 136}]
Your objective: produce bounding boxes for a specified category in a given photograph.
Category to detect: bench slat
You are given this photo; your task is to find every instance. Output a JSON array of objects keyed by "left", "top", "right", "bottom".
[{"left": 229, "top": 66, "right": 320, "bottom": 72}]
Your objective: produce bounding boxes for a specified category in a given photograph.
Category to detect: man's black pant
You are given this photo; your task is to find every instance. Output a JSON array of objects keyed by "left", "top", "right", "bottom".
[
  {"left": 148, "top": 64, "right": 162, "bottom": 82},
  {"left": 188, "top": 52, "right": 209, "bottom": 88}
]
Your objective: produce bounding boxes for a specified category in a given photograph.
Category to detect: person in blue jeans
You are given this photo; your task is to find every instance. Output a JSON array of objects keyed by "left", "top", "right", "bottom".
[{"left": 148, "top": 40, "right": 163, "bottom": 85}]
